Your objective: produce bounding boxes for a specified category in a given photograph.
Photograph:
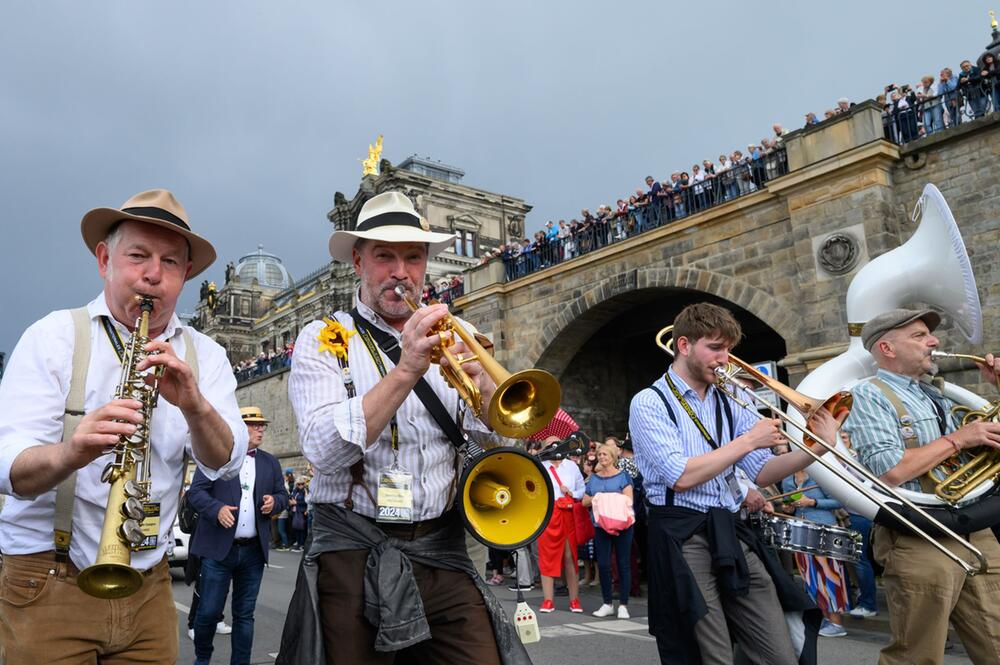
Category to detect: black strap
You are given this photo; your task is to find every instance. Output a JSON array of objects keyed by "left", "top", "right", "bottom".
[
  {"left": 349, "top": 309, "right": 467, "bottom": 450},
  {"left": 100, "top": 316, "right": 126, "bottom": 363},
  {"left": 648, "top": 385, "right": 677, "bottom": 507}
]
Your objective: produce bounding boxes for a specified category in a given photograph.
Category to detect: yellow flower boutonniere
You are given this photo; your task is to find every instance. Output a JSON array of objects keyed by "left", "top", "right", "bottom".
[{"left": 317, "top": 318, "right": 355, "bottom": 362}]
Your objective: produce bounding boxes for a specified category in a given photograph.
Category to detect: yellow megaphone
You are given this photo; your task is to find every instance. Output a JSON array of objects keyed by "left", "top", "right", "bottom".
[{"left": 458, "top": 447, "right": 554, "bottom": 550}]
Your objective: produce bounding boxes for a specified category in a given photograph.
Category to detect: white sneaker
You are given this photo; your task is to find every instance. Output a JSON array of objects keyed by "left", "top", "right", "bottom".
[
  {"left": 187, "top": 628, "right": 195, "bottom": 640},
  {"left": 617, "top": 605, "right": 630, "bottom": 619},
  {"left": 819, "top": 620, "right": 847, "bottom": 637},
  {"left": 848, "top": 606, "right": 877, "bottom": 618},
  {"left": 592, "top": 603, "right": 615, "bottom": 618},
  {"left": 216, "top": 621, "right": 232, "bottom": 635}
]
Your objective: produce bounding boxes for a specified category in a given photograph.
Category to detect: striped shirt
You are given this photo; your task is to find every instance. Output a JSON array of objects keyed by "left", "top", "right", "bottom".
[
  {"left": 628, "top": 367, "right": 770, "bottom": 512},
  {"left": 844, "top": 368, "right": 957, "bottom": 492},
  {"left": 288, "top": 294, "right": 492, "bottom": 521}
]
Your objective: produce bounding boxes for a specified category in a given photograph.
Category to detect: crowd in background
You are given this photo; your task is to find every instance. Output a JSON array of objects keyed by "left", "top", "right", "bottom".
[
  {"left": 233, "top": 343, "right": 294, "bottom": 382},
  {"left": 480, "top": 432, "right": 879, "bottom": 635},
  {"left": 483, "top": 48, "right": 1000, "bottom": 283}
]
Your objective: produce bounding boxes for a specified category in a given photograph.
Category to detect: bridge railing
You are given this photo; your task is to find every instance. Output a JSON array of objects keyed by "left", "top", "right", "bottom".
[
  {"left": 497, "top": 150, "right": 788, "bottom": 282},
  {"left": 883, "top": 76, "right": 999, "bottom": 144}
]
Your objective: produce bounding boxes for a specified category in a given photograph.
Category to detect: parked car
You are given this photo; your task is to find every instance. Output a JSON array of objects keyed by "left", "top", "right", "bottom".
[{"left": 167, "top": 519, "right": 189, "bottom": 568}]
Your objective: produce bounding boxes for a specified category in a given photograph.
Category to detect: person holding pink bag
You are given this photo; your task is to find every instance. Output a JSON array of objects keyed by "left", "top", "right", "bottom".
[{"left": 582, "top": 443, "right": 635, "bottom": 619}]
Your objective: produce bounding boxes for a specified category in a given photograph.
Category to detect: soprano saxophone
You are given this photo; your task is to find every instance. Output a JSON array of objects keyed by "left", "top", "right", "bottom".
[{"left": 78, "top": 297, "right": 161, "bottom": 599}]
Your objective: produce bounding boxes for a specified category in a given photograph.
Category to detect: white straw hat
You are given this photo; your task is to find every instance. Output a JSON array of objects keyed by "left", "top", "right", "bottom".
[{"left": 328, "top": 191, "right": 456, "bottom": 263}]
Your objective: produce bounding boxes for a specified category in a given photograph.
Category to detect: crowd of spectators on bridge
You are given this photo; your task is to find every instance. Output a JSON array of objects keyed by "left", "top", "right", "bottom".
[
  {"left": 485, "top": 46, "right": 1000, "bottom": 283},
  {"left": 233, "top": 343, "right": 294, "bottom": 382},
  {"left": 421, "top": 274, "right": 464, "bottom": 305}
]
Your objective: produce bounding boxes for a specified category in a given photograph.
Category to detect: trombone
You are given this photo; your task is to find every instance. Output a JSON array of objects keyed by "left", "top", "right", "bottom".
[
  {"left": 395, "top": 285, "right": 561, "bottom": 439},
  {"left": 656, "top": 325, "right": 989, "bottom": 576}
]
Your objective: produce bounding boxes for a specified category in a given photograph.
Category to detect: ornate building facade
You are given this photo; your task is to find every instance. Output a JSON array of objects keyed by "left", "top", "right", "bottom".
[{"left": 194, "top": 156, "right": 531, "bottom": 367}]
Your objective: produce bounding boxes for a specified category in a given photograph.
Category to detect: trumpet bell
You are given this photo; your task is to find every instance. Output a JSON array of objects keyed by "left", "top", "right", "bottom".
[
  {"left": 488, "top": 369, "right": 562, "bottom": 439},
  {"left": 76, "top": 562, "right": 143, "bottom": 600},
  {"left": 458, "top": 447, "right": 554, "bottom": 550}
]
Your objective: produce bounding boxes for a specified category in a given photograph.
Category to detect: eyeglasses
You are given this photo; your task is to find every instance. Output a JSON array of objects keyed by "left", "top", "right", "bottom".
[{"left": 248, "top": 423, "right": 268, "bottom": 430}]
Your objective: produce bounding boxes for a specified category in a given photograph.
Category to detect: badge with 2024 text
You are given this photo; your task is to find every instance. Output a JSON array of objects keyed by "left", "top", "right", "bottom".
[
  {"left": 376, "top": 467, "right": 414, "bottom": 524},
  {"left": 135, "top": 502, "right": 161, "bottom": 551}
]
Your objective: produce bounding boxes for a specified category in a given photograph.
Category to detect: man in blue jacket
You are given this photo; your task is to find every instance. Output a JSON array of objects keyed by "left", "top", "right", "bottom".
[{"left": 188, "top": 406, "right": 288, "bottom": 665}]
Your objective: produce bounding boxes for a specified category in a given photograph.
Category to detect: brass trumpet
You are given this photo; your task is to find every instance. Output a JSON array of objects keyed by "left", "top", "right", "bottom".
[
  {"left": 656, "top": 325, "right": 988, "bottom": 575},
  {"left": 928, "top": 350, "right": 1000, "bottom": 503},
  {"left": 395, "top": 286, "right": 561, "bottom": 438}
]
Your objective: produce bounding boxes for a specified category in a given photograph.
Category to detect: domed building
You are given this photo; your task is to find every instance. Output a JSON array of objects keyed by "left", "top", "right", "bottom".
[
  {"left": 234, "top": 245, "right": 295, "bottom": 290},
  {"left": 193, "top": 245, "right": 297, "bottom": 364}
]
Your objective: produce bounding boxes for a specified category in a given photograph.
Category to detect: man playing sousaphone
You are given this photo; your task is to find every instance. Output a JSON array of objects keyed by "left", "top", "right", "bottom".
[
  {"left": 844, "top": 308, "right": 1000, "bottom": 664},
  {"left": 276, "top": 191, "right": 530, "bottom": 665},
  {"left": 0, "top": 189, "right": 248, "bottom": 664}
]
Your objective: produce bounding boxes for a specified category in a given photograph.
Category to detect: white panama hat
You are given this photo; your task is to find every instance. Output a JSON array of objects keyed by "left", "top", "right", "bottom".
[{"left": 328, "top": 191, "right": 457, "bottom": 263}]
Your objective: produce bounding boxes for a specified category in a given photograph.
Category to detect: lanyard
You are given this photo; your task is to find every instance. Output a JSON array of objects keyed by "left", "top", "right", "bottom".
[
  {"left": 664, "top": 372, "right": 726, "bottom": 449},
  {"left": 100, "top": 316, "right": 127, "bottom": 364},
  {"left": 664, "top": 372, "right": 742, "bottom": 505},
  {"left": 355, "top": 326, "right": 400, "bottom": 454}
]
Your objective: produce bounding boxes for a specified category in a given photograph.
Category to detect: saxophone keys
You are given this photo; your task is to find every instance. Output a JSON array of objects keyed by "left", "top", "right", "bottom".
[
  {"left": 122, "top": 479, "right": 143, "bottom": 498},
  {"left": 120, "top": 519, "right": 145, "bottom": 546},
  {"left": 100, "top": 462, "right": 119, "bottom": 484},
  {"left": 122, "top": 497, "right": 145, "bottom": 521}
]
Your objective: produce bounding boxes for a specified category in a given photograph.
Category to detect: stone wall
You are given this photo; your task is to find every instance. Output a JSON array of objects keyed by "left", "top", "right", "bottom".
[
  {"left": 455, "top": 108, "right": 1000, "bottom": 437},
  {"left": 234, "top": 368, "right": 308, "bottom": 473}
]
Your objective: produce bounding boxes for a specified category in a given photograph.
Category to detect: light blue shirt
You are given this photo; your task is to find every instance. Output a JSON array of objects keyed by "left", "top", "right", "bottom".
[
  {"left": 844, "top": 368, "right": 957, "bottom": 492},
  {"left": 628, "top": 366, "right": 772, "bottom": 512}
]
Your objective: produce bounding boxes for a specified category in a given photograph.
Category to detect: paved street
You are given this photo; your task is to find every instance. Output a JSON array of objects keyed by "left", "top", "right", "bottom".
[{"left": 171, "top": 548, "right": 972, "bottom": 664}]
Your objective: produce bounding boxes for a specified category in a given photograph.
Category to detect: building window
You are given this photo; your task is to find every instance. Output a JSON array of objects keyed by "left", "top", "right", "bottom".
[{"left": 454, "top": 230, "right": 477, "bottom": 257}]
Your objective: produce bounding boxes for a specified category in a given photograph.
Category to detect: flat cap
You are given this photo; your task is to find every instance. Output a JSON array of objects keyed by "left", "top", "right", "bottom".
[{"left": 861, "top": 308, "right": 941, "bottom": 351}]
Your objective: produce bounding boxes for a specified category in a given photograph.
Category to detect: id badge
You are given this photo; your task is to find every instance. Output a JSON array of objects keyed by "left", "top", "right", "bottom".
[
  {"left": 376, "top": 466, "right": 414, "bottom": 524},
  {"left": 136, "top": 502, "right": 160, "bottom": 551},
  {"left": 723, "top": 471, "right": 744, "bottom": 505}
]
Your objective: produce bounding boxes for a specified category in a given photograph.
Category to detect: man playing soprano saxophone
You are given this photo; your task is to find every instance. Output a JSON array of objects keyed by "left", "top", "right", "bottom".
[{"left": 0, "top": 189, "right": 247, "bottom": 665}]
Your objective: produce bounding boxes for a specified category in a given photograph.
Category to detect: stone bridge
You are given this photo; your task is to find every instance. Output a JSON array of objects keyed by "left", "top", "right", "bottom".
[{"left": 455, "top": 102, "right": 1000, "bottom": 438}]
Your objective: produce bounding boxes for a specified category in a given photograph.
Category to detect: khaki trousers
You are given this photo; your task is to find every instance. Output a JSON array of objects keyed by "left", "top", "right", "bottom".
[
  {"left": 873, "top": 525, "right": 1000, "bottom": 665},
  {"left": 0, "top": 551, "right": 177, "bottom": 665}
]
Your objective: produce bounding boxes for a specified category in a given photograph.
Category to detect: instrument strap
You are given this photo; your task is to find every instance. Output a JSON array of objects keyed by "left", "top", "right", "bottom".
[
  {"left": 354, "top": 323, "right": 400, "bottom": 454},
  {"left": 349, "top": 309, "right": 467, "bottom": 451}
]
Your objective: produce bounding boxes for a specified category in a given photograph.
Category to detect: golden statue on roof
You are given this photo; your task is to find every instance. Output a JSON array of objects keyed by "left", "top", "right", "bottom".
[
  {"left": 361, "top": 134, "right": 384, "bottom": 177},
  {"left": 992, "top": 10, "right": 998, "bottom": 30}
]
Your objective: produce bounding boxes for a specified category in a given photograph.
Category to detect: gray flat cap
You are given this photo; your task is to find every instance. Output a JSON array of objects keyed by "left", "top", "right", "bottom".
[{"left": 861, "top": 308, "right": 942, "bottom": 351}]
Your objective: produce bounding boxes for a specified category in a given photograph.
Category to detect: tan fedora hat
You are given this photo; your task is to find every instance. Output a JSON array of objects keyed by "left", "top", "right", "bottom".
[
  {"left": 80, "top": 189, "right": 217, "bottom": 279},
  {"left": 240, "top": 406, "right": 270, "bottom": 424},
  {"left": 328, "top": 191, "right": 456, "bottom": 264}
]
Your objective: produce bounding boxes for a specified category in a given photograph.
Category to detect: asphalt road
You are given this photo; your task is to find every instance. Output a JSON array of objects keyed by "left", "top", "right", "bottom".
[{"left": 171, "top": 549, "right": 972, "bottom": 664}]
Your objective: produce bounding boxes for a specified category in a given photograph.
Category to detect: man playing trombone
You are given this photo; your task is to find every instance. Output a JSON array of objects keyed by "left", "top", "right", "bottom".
[
  {"left": 843, "top": 308, "right": 1000, "bottom": 665},
  {"left": 629, "top": 302, "right": 844, "bottom": 665}
]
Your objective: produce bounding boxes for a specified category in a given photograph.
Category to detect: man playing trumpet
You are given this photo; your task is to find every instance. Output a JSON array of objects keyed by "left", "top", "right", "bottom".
[{"left": 277, "top": 191, "right": 529, "bottom": 665}]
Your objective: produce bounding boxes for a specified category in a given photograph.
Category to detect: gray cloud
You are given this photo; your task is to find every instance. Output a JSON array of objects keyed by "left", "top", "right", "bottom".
[{"left": 0, "top": 1, "right": 991, "bottom": 355}]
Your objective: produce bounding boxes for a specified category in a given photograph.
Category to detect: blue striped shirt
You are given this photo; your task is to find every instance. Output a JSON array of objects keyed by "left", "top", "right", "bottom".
[
  {"left": 628, "top": 367, "right": 772, "bottom": 512},
  {"left": 844, "top": 369, "right": 958, "bottom": 492}
]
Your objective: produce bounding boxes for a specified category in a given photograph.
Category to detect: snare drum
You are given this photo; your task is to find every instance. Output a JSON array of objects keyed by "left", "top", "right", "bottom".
[{"left": 750, "top": 514, "right": 863, "bottom": 563}]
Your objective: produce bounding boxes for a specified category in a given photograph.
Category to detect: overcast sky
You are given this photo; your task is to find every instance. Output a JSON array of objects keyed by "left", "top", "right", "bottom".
[{"left": 1, "top": 1, "right": 995, "bottom": 357}]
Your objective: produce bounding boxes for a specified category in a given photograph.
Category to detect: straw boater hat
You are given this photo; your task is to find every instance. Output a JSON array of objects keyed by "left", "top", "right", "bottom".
[
  {"left": 327, "top": 191, "right": 456, "bottom": 264},
  {"left": 240, "top": 406, "right": 270, "bottom": 424},
  {"left": 80, "top": 188, "right": 217, "bottom": 279}
]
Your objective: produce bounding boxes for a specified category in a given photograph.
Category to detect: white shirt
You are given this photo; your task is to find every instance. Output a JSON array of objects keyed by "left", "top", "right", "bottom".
[
  {"left": 545, "top": 459, "right": 585, "bottom": 500},
  {"left": 234, "top": 453, "right": 258, "bottom": 539},
  {"left": 0, "top": 294, "right": 248, "bottom": 571},
  {"left": 288, "top": 292, "right": 493, "bottom": 521}
]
